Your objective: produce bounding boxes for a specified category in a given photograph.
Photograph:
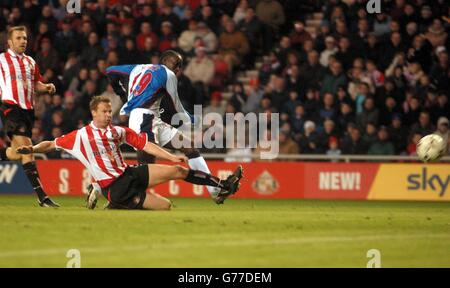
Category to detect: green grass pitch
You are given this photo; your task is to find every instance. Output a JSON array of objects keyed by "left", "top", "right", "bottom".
[{"left": 0, "top": 195, "right": 449, "bottom": 267}]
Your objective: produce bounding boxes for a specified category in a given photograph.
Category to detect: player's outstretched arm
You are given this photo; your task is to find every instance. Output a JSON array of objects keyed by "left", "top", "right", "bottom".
[
  {"left": 142, "top": 142, "right": 188, "bottom": 164},
  {"left": 105, "top": 65, "right": 136, "bottom": 103},
  {"left": 16, "top": 141, "right": 56, "bottom": 154}
]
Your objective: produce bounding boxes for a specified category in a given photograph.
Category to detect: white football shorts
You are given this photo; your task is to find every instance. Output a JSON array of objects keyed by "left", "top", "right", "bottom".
[{"left": 128, "top": 108, "right": 178, "bottom": 147}]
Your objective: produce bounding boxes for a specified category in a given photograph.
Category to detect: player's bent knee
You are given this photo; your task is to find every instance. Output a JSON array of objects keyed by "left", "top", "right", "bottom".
[
  {"left": 142, "top": 192, "right": 172, "bottom": 211},
  {"left": 174, "top": 165, "right": 188, "bottom": 179},
  {"left": 160, "top": 199, "right": 172, "bottom": 210},
  {"left": 6, "top": 148, "right": 22, "bottom": 161},
  {"left": 151, "top": 197, "right": 172, "bottom": 211}
]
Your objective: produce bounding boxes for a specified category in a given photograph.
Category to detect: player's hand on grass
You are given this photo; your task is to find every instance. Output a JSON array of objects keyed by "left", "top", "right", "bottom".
[{"left": 16, "top": 145, "right": 34, "bottom": 154}]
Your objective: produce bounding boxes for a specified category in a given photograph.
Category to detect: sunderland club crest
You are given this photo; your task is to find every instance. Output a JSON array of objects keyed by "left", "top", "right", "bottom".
[{"left": 252, "top": 170, "right": 279, "bottom": 195}]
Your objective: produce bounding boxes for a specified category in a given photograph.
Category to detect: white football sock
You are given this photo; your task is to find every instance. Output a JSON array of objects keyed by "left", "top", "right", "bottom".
[{"left": 188, "top": 156, "right": 220, "bottom": 197}]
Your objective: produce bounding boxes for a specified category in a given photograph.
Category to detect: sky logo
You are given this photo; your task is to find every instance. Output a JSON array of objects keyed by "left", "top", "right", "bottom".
[{"left": 407, "top": 168, "right": 450, "bottom": 197}]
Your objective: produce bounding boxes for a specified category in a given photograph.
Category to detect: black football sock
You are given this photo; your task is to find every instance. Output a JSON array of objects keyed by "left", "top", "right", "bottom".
[
  {"left": 184, "top": 170, "right": 227, "bottom": 190},
  {"left": 23, "top": 162, "right": 48, "bottom": 201},
  {"left": 0, "top": 148, "right": 8, "bottom": 161}
]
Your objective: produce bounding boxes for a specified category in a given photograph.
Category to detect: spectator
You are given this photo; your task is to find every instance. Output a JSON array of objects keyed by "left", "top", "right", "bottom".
[
  {"left": 266, "top": 76, "right": 288, "bottom": 112},
  {"left": 323, "top": 119, "right": 339, "bottom": 144},
  {"left": 256, "top": 0, "right": 285, "bottom": 53},
  {"left": 203, "top": 91, "right": 225, "bottom": 116},
  {"left": 218, "top": 20, "right": 250, "bottom": 71},
  {"left": 54, "top": 18, "right": 79, "bottom": 58},
  {"left": 407, "top": 34, "right": 432, "bottom": 73},
  {"left": 379, "top": 96, "right": 401, "bottom": 126},
  {"left": 281, "top": 91, "right": 301, "bottom": 116},
  {"left": 242, "top": 86, "right": 264, "bottom": 114},
  {"left": 106, "top": 50, "right": 120, "bottom": 66},
  {"left": 135, "top": 5, "right": 158, "bottom": 31},
  {"left": 319, "top": 93, "right": 337, "bottom": 123},
  {"left": 381, "top": 31, "right": 404, "bottom": 70},
  {"left": 32, "top": 21, "right": 51, "bottom": 53},
  {"left": 289, "top": 20, "right": 312, "bottom": 50},
  {"left": 430, "top": 92, "right": 449, "bottom": 121},
  {"left": 89, "top": 68, "right": 108, "bottom": 94},
  {"left": 229, "top": 82, "right": 246, "bottom": 112},
  {"left": 44, "top": 110, "right": 64, "bottom": 141},
  {"left": 298, "top": 121, "right": 323, "bottom": 154},
  {"left": 388, "top": 114, "right": 408, "bottom": 154},
  {"left": 120, "top": 37, "right": 140, "bottom": 64},
  {"left": 259, "top": 52, "right": 282, "bottom": 84},
  {"left": 178, "top": 20, "right": 198, "bottom": 54},
  {"left": 326, "top": 136, "right": 341, "bottom": 157},
  {"left": 196, "top": 22, "right": 218, "bottom": 54},
  {"left": 320, "top": 36, "right": 338, "bottom": 67},
  {"left": 373, "top": 12, "right": 391, "bottom": 37},
  {"left": 291, "top": 103, "right": 306, "bottom": 137},
  {"left": 337, "top": 101, "right": 355, "bottom": 132},
  {"left": 139, "top": 37, "right": 159, "bottom": 62},
  {"left": 35, "top": 37, "right": 59, "bottom": 73},
  {"left": 79, "top": 80, "right": 98, "bottom": 111},
  {"left": 279, "top": 131, "right": 299, "bottom": 154},
  {"left": 430, "top": 51, "right": 449, "bottom": 92},
  {"left": 357, "top": 98, "right": 380, "bottom": 129},
  {"left": 303, "top": 88, "right": 321, "bottom": 121},
  {"left": 184, "top": 46, "right": 215, "bottom": 103},
  {"left": 425, "top": 19, "right": 448, "bottom": 48},
  {"left": 136, "top": 22, "right": 159, "bottom": 52},
  {"left": 233, "top": 0, "right": 249, "bottom": 24},
  {"left": 173, "top": 0, "right": 189, "bottom": 21},
  {"left": 195, "top": 5, "right": 219, "bottom": 34},
  {"left": 354, "top": 82, "right": 371, "bottom": 114},
  {"left": 39, "top": 5, "right": 57, "bottom": 34},
  {"left": 352, "top": 18, "right": 370, "bottom": 52},
  {"left": 409, "top": 111, "right": 436, "bottom": 139},
  {"left": 156, "top": 4, "right": 182, "bottom": 35},
  {"left": 435, "top": 117, "right": 449, "bottom": 155},
  {"left": 61, "top": 95, "right": 88, "bottom": 132},
  {"left": 365, "top": 60, "right": 385, "bottom": 88},
  {"left": 335, "top": 36, "right": 354, "bottom": 71},
  {"left": 237, "top": 8, "right": 262, "bottom": 54},
  {"left": 68, "top": 67, "right": 89, "bottom": 101},
  {"left": 80, "top": 32, "right": 104, "bottom": 68},
  {"left": 362, "top": 122, "right": 378, "bottom": 147},
  {"left": 158, "top": 21, "right": 177, "bottom": 52},
  {"left": 285, "top": 65, "right": 302, "bottom": 95},
  {"left": 341, "top": 128, "right": 368, "bottom": 155},
  {"left": 300, "top": 50, "right": 325, "bottom": 91},
  {"left": 22, "top": 0, "right": 40, "bottom": 27},
  {"left": 407, "top": 132, "right": 422, "bottom": 156},
  {"left": 320, "top": 60, "right": 347, "bottom": 96},
  {"left": 402, "top": 96, "right": 422, "bottom": 126}
]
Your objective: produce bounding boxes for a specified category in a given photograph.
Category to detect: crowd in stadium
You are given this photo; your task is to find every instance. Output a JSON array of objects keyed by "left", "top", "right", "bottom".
[{"left": 0, "top": 0, "right": 449, "bottom": 159}]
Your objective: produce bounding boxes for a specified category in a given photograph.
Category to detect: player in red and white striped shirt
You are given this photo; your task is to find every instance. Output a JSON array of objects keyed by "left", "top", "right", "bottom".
[
  {"left": 17, "top": 96, "right": 243, "bottom": 210},
  {"left": 0, "top": 26, "right": 58, "bottom": 207}
]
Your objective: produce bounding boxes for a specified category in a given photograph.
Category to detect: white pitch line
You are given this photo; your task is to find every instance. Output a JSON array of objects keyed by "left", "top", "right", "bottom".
[{"left": 0, "top": 233, "right": 449, "bottom": 259}]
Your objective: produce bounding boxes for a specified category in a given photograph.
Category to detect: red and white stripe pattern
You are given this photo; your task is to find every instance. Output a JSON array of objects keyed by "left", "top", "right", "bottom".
[
  {"left": 55, "top": 123, "right": 148, "bottom": 188},
  {"left": 0, "top": 49, "right": 42, "bottom": 110}
]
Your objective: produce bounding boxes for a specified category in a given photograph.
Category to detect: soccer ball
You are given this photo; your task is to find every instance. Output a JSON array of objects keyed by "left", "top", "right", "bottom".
[{"left": 416, "top": 134, "right": 446, "bottom": 162}]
